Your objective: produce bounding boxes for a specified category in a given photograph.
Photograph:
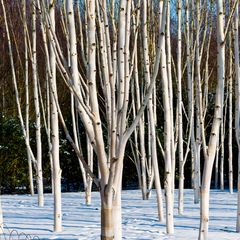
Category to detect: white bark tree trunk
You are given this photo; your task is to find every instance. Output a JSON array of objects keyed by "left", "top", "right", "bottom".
[
  {"left": 194, "top": 0, "right": 202, "bottom": 203},
  {"left": 220, "top": 112, "right": 225, "bottom": 191},
  {"left": 228, "top": 32, "right": 233, "bottom": 194},
  {"left": 86, "top": 137, "right": 93, "bottom": 205},
  {"left": 185, "top": 0, "right": 199, "bottom": 203},
  {"left": 70, "top": 94, "right": 88, "bottom": 199},
  {"left": 215, "top": 138, "right": 220, "bottom": 189},
  {"left": 142, "top": 0, "right": 164, "bottom": 222},
  {"left": 177, "top": 0, "right": 184, "bottom": 215},
  {"left": 199, "top": 1, "right": 225, "bottom": 238},
  {"left": 49, "top": 0, "right": 62, "bottom": 232},
  {"left": 66, "top": 6, "right": 89, "bottom": 204},
  {"left": 134, "top": 47, "right": 147, "bottom": 200},
  {"left": 32, "top": 0, "right": 44, "bottom": 207},
  {"left": 161, "top": 41, "right": 174, "bottom": 234},
  {"left": 23, "top": 0, "right": 34, "bottom": 196},
  {"left": 166, "top": 0, "right": 176, "bottom": 195}
]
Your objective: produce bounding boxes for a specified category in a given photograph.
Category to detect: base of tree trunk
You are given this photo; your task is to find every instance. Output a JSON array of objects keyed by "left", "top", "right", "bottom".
[
  {"left": 101, "top": 207, "right": 114, "bottom": 240},
  {"left": 85, "top": 191, "right": 91, "bottom": 205},
  {"left": 54, "top": 225, "right": 62, "bottom": 232}
]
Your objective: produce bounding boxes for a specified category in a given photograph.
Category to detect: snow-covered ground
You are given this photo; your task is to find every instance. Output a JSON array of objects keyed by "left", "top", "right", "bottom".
[{"left": 1, "top": 189, "right": 239, "bottom": 239}]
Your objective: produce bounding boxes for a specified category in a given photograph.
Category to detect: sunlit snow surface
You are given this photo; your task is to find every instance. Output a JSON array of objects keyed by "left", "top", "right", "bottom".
[{"left": 1, "top": 190, "right": 239, "bottom": 239}]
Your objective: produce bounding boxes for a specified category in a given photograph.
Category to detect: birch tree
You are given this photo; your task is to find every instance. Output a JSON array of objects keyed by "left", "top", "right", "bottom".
[
  {"left": 48, "top": 0, "right": 62, "bottom": 231},
  {"left": 142, "top": 0, "right": 164, "bottom": 222},
  {"left": 166, "top": 0, "right": 176, "bottom": 194},
  {"left": 22, "top": 0, "right": 34, "bottom": 196},
  {"left": 59, "top": 1, "right": 92, "bottom": 205},
  {"left": 195, "top": 0, "right": 203, "bottom": 203},
  {"left": 161, "top": 39, "right": 174, "bottom": 235},
  {"left": 32, "top": 0, "right": 44, "bottom": 207},
  {"left": 177, "top": 0, "right": 184, "bottom": 215},
  {"left": 185, "top": 0, "right": 199, "bottom": 204},
  {"left": 41, "top": 0, "right": 169, "bottom": 238},
  {"left": 228, "top": 28, "right": 233, "bottom": 194},
  {"left": 199, "top": 1, "right": 225, "bottom": 238}
]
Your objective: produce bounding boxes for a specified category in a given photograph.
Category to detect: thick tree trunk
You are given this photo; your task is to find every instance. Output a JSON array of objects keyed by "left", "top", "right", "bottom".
[
  {"left": 100, "top": 161, "right": 123, "bottom": 240},
  {"left": 100, "top": 195, "right": 123, "bottom": 240},
  {"left": 101, "top": 198, "right": 114, "bottom": 240},
  {"left": 112, "top": 182, "right": 122, "bottom": 240},
  {"left": 199, "top": 176, "right": 210, "bottom": 240}
]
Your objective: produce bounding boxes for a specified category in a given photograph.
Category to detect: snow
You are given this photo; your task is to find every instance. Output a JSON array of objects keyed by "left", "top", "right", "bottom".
[{"left": 1, "top": 189, "right": 240, "bottom": 239}]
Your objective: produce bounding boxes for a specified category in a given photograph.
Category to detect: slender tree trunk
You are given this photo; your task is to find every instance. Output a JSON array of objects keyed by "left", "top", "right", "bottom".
[
  {"left": 186, "top": 0, "right": 198, "bottom": 203},
  {"left": 46, "top": 75, "right": 54, "bottom": 194},
  {"left": 166, "top": 0, "right": 175, "bottom": 195},
  {"left": 194, "top": 0, "right": 201, "bottom": 203},
  {"left": 48, "top": 0, "right": 62, "bottom": 231},
  {"left": 131, "top": 81, "right": 142, "bottom": 191},
  {"left": 142, "top": 0, "right": 164, "bottom": 222},
  {"left": 215, "top": 138, "right": 220, "bottom": 189},
  {"left": 134, "top": 47, "right": 147, "bottom": 200},
  {"left": 70, "top": 94, "right": 88, "bottom": 203},
  {"left": 161, "top": 42, "right": 174, "bottom": 234},
  {"left": 86, "top": 137, "right": 93, "bottom": 205},
  {"left": 66, "top": 7, "right": 89, "bottom": 203},
  {"left": 23, "top": 0, "right": 34, "bottom": 196},
  {"left": 32, "top": 0, "right": 44, "bottom": 207},
  {"left": 220, "top": 111, "right": 225, "bottom": 191},
  {"left": 199, "top": 1, "right": 225, "bottom": 238},
  {"left": 228, "top": 29, "right": 233, "bottom": 194},
  {"left": 177, "top": 0, "right": 184, "bottom": 215}
]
